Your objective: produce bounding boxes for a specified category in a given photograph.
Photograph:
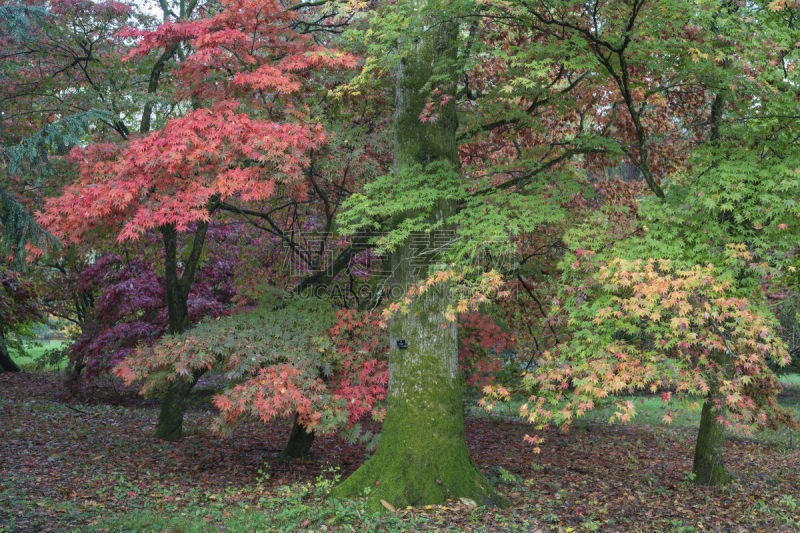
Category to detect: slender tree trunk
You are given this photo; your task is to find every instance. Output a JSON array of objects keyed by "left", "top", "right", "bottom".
[
  {"left": 692, "top": 392, "right": 730, "bottom": 485},
  {"left": 281, "top": 414, "right": 315, "bottom": 459},
  {"left": 691, "top": 4, "right": 735, "bottom": 485},
  {"left": 154, "top": 222, "right": 209, "bottom": 441},
  {"left": 154, "top": 369, "right": 203, "bottom": 441},
  {"left": 334, "top": 2, "right": 505, "bottom": 510},
  {"left": 160, "top": 224, "right": 193, "bottom": 334},
  {"left": 0, "top": 331, "right": 21, "bottom": 372}
]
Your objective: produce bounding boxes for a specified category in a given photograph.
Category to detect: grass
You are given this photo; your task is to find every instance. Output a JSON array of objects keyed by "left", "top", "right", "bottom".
[
  {"left": 8, "top": 339, "right": 68, "bottom": 370},
  {"left": 577, "top": 394, "right": 800, "bottom": 449},
  {"left": 779, "top": 373, "right": 800, "bottom": 386}
]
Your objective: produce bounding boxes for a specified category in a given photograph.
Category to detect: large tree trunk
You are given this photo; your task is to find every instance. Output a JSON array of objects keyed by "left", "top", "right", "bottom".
[
  {"left": 0, "top": 331, "right": 21, "bottom": 372},
  {"left": 333, "top": 2, "right": 505, "bottom": 510},
  {"left": 154, "top": 222, "right": 208, "bottom": 441},
  {"left": 692, "top": 393, "right": 730, "bottom": 485},
  {"left": 334, "top": 275, "right": 506, "bottom": 509}
]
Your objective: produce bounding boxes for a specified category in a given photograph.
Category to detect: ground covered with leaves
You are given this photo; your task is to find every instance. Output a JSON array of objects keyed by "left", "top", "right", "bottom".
[{"left": 1, "top": 372, "right": 798, "bottom": 532}]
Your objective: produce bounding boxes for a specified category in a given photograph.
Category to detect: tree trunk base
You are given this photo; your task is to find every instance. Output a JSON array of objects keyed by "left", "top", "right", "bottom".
[
  {"left": 154, "top": 372, "right": 200, "bottom": 441},
  {"left": 0, "top": 340, "right": 21, "bottom": 372},
  {"left": 332, "top": 434, "right": 507, "bottom": 512},
  {"left": 333, "top": 271, "right": 507, "bottom": 512},
  {"left": 280, "top": 415, "right": 315, "bottom": 459},
  {"left": 692, "top": 396, "right": 731, "bottom": 486}
]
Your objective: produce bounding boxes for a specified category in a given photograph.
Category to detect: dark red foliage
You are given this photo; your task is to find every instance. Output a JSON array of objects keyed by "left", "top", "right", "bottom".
[{"left": 67, "top": 239, "right": 236, "bottom": 383}]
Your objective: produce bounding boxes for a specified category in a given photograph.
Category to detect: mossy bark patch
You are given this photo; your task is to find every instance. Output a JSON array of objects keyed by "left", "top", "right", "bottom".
[{"left": 692, "top": 394, "right": 731, "bottom": 486}]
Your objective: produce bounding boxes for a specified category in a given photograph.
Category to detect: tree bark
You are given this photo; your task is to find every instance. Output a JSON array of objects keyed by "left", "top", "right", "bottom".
[
  {"left": 281, "top": 414, "right": 316, "bottom": 459},
  {"left": 692, "top": 393, "right": 730, "bottom": 485},
  {"left": 333, "top": 2, "right": 506, "bottom": 510},
  {"left": 154, "top": 369, "right": 202, "bottom": 441},
  {"left": 154, "top": 222, "right": 209, "bottom": 441},
  {"left": 0, "top": 331, "right": 21, "bottom": 372},
  {"left": 333, "top": 275, "right": 506, "bottom": 509}
]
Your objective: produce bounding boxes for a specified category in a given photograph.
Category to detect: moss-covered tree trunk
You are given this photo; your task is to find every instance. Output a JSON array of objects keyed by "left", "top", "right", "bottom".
[
  {"left": 334, "top": 276, "right": 506, "bottom": 509},
  {"left": 692, "top": 392, "right": 730, "bottom": 485},
  {"left": 154, "top": 222, "right": 209, "bottom": 441},
  {"left": 333, "top": 2, "right": 505, "bottom": 510},
  {"left": 0, "top": 331, "right": 20, "bottom": 372}
]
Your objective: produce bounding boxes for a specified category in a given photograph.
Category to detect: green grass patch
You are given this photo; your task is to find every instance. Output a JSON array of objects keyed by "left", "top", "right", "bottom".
[
  {"left": 576, "top": 395, "right": 800, "bottom": 449},
  {"left": 8, "top": 339, "right": 68, "bottom": 371},
  {"left": 577, "top": 396, "right": 701, "bottom": 428},
  {"left": 779, "top": 373, "right": 800, "bottom": 387}
]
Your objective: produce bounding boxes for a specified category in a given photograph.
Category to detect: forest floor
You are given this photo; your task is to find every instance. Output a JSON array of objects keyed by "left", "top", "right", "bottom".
[{"left": 1, "top": 372, "right": 798, "bottom": 533}]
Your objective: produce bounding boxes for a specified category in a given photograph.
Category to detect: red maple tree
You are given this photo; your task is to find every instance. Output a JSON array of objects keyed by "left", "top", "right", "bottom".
[{"left": 38, "top": 0, "right": 357, "bottom": 440}]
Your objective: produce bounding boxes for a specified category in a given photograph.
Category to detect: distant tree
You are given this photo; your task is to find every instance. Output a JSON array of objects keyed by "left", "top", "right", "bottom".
[
  {"left": 1, "top": 0, "right": 149, "bottom": 262},
  {"left": 0, "top": 264, "right": 41, "bottom": 372}
]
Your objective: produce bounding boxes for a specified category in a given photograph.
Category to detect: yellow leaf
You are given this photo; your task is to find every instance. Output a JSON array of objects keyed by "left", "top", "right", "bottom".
[{"left": 380, "top": 499, "right": 396, "bottom": 513}]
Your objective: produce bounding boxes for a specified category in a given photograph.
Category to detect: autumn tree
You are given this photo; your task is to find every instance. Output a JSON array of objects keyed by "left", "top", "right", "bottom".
[
  {"left": 39, "top": 0, "right": 356, "bottom": 440},
  {"left": 116, "top": 290, "right": 388, "bottom": 457},
  {"left": 462, "top": 0, "right": 800, "bottom": 486},
  {"left": 63, "top": 235, "right": 236, "bottom": 388},
  {"left": 500, "top": 0, "right": 800, "bottom": 467},
  {"left": 516, "top": 217, "right": 795, "bottom": 485}
]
